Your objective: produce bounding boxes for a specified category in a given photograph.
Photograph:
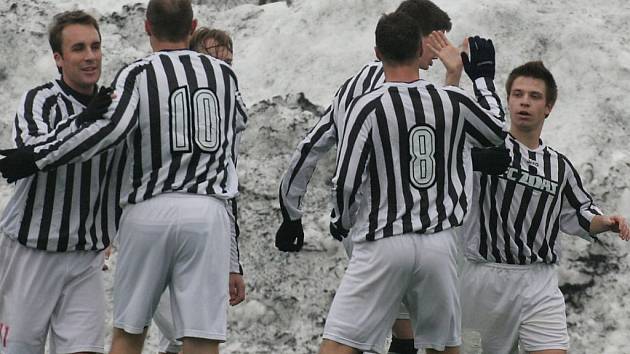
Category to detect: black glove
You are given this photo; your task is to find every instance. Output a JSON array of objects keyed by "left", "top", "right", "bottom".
[
  {"left": 329, "top": 220, "right": 348, "bottom": 241},
  {"left": 75, "top": 86, "right": 114, "bottom": 126},
  {"left": 275, "top": 218, "right": 304, "bottom": 252},
  {"left": 471, "top": 147, "right": 511, "bottom": 175},
  {"left": 0, "top": 148, "right": 39, "bottom": 183},
  {"left": 461, "top": 36, "right": 495, "bottom": 80}
]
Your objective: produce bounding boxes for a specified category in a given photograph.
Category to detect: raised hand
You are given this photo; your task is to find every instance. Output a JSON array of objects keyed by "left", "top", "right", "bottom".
[
  {"left": 426, "top": 31, "right": 464, "bottom": 76},
  {"left": 461, "top": 36, "right": 495, "bottom": 80}
]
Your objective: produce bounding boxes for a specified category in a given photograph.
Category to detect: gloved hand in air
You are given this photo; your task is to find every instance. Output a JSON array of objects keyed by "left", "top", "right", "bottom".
[{"left": 461, "top": 36, "right": 495, "bottom": 80}]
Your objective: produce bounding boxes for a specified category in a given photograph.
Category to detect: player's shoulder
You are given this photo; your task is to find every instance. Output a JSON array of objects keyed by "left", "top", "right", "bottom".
[
  {"left": 350, "top": 84, "right": 389, "bottom": 109},
  {"left": 23, "top": 80, "right": 56, "bottom": 97},
  {"left": 440, "top": 84, "right": 469, "bottom": 98},
  {"left": 20, "top": 80, "right": 59, "bottom": 106},
  {"left": 546, "top": 146, "right": 576, "bottom": 171}
]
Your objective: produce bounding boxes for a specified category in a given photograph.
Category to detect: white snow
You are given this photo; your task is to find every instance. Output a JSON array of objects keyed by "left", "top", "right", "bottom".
[{"left": 1, "top": 0, "right": 629, "bottom": 353}]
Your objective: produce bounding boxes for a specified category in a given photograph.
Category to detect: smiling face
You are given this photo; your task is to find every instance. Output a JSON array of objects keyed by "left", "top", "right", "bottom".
[
  {"left": 508, "top": 76, "right": 553, "bottom": 134},
  {"left": 53, "top": 23, "right": 101, "bottom": 95}
]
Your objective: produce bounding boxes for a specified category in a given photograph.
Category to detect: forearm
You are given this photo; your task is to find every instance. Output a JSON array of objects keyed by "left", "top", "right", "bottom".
[
  {"left": 590, "top": 215, "right": 615, "bottom": 235},
  {"left": 279, "top": 107, "right": 337, "bottom": 220},
  {"left": 445, "top": 68, "right": 463, "bottom": 87}
]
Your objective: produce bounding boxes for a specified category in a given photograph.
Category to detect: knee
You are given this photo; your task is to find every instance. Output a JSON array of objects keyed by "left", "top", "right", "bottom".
[{"left": 319, "top": 339, "right": 361, "bottom": 354}]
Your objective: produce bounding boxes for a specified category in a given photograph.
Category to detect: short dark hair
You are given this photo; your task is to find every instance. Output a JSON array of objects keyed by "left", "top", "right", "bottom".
[
  {"left": 396, "top": 0, "right": 452, "bottom": 36},
  {"left": 190, "top": 27, "right": 233, "bottom": 53},
  {"left": 375, "top": 12, "right": 421, "bottom": 64},
  {"left": 146, "top": 0, "right": 194, "bottom": 42},
  {"left": 48, "top": 10, "right": 100, "bottom": 55},
  {"left": 506, "top": 61, "right": 558, "bottom": 106}
]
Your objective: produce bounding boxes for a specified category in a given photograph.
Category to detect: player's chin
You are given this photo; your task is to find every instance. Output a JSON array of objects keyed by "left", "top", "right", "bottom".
[{"left": 80, "top": 72, "right": 100, "bottom": 85}]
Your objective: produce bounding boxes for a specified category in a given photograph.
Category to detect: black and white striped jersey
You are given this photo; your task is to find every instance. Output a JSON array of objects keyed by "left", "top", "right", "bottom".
[
  {"left": 333, "top": 79, "right": 506, "bottom": 242},
  {"left": 0, "top": 80, "right": 124, "bottom": 251},
  {"left": 462, "top": 134, "right": 602, "bottom": 265},
  {"left": 31, "top": 50, "right": 247, "bottom": 205},
  {"left": 279, "top": 61, "right": 384, "bottom": 221}
]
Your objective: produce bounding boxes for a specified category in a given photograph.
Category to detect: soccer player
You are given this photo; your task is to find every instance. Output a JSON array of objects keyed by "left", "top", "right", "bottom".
[
  {"left": 190, "top": 27, "right": 233, "bottom": 65},
  {"left": 461, "top": 61, "right": 630, "bottom": 354},
  {"left": 153, "top": 26, "right": 242, "bottom": 354},
  {"left": 276, "top": 1, "right": 455, "bottom": 352},
  {"left": 320, "top": 11, "right": 506, "bottom": 354},
  {"left": 0, "top": 10, "right": 116, "bottom": 354},
  {"left": 0, "top": 1, "right": 248, "bottom": 353}
]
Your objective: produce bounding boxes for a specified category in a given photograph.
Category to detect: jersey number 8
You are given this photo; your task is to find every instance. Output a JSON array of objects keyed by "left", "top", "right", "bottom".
[
  {"left": 169, "top": 86, "right": 221, "bottom": 153},
  {"left": 409, "top": 125, "right": 436, "bottom": 189}
]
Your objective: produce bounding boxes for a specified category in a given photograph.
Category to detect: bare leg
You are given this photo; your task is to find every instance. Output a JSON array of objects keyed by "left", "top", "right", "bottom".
[
  {"left": 109, "top": 327, "right": 147, "bottom": 354},
  {"left": 319, "top": 339, "right": 362, "bottom": 354},
  {"left": 392, "top": 319, "right": 414, "bottom": 339},
  {"left": 182, "top": 337, "right": 219, "bottom": 354},
  {"left": 426, "top": 346, "right": 459, "bottom": 354}
]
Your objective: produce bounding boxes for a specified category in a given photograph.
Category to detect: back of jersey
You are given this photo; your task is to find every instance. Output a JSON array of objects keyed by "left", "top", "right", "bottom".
[
  {"left": 31, "top": 50, "right": 247, "bottom": 206},
  {"left": 334, "top": 80, "right": 505, "bottom": 242},
  {"left": 125, "top": 50, "right": 247, "bottom": 203}
]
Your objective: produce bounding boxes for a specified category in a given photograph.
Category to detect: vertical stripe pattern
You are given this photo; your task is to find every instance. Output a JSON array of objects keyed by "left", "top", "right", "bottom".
[
  {"left": 463, "top": 135, "right": 602, "bottom": 265},
  {"left": 31, "top": 50, "right": 247, "bottom": 206},
  {"left": 333, "top": 79, "right": 506, "bottom": 242},
  {"left": 0, "top": 80, "right": 121, "bottom": 251}
]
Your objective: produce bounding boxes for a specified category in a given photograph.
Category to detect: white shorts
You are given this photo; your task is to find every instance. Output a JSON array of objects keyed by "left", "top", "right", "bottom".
[
  {"left": 341, "top": 236, "right": 409, "bottom": 321},
  {"left": 153, "top": 288, "right": 183, "bottom": 353},
  {"left": 323, "top": 230, "right": 461, "bottom": 353},
  {"left": 113, "top": 193, "right": 231, "bottom": 341},
  {"left": 461, "top": 260, "right": 569, "bottom": 353},
  {"left": 0, "top": 235, "right": 105, "bottom": 354}
]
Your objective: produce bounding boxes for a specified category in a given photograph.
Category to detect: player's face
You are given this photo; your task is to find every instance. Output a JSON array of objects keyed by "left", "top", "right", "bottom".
[
  {"left": 202, "top": 38, "right": 233, "bottom": 65},
  {"left": 508, "top": 76, "right": 552, "bottom": 133},
  {"left": 419, "top": 34, "right": 439, "bottom": 70},
  {"left": 54, "top": 24, "right": 102, "bottom": 95}
]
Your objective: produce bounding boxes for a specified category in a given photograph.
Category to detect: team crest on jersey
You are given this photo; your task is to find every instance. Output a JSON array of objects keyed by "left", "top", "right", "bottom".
[{"left": 500, "top": 167, "right": 558, "bottom": 195}]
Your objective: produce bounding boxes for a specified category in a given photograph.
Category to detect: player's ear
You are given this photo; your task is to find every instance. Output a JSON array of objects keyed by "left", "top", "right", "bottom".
[
  {"left": 375, "top": 46, "right": 382, "bottom": 61},
  {"left": 190, "top": 18, "right": 198, "bottom": 34},
  {"left": 53, "top": 51, "right": 63, "bottom": 69},
  {"left": 144, "top": 20, "right": 152, "bottom": 36},
  {"left": 544, "top": 103, "right": 553, "bottom": 118}
]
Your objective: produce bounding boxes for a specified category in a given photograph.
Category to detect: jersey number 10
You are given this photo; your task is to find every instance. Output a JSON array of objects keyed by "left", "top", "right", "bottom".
[
  {"left": 409, "top": 125, "right": 436, "bottom": 189},
  {"left": 169, "top": 86, "right": 221, "bottom": 153}
]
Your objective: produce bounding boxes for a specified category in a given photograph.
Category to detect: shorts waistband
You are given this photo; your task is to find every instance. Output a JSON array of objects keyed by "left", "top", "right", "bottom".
[{"left": 468, "top": 260, "right": 556, "bottom": 271}]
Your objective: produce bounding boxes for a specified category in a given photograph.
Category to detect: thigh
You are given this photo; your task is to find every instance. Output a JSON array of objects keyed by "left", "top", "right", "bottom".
[
  {"left": 460, "top": 261, "right": 523, "bottom": 354},
  {"left": 50, "top": 252, "right": 105, "bottom": 354},
  {"left": 406, "top": 230, "right": 461, "bottom": 351},
  {"left": 113, "top": 201, "right": 176, "bottom": 334},
  {"left": 170, "top": 196, "right": 231, "bottom": 341},
  {"left": 323, "top": 237, "right": 413, "bottom": 354},
  {"left": 519, "top": 270, "right": 569, "bottom": 353},
  {"left": 0, "top": 236, "right": 63, "bottom": 354}
]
